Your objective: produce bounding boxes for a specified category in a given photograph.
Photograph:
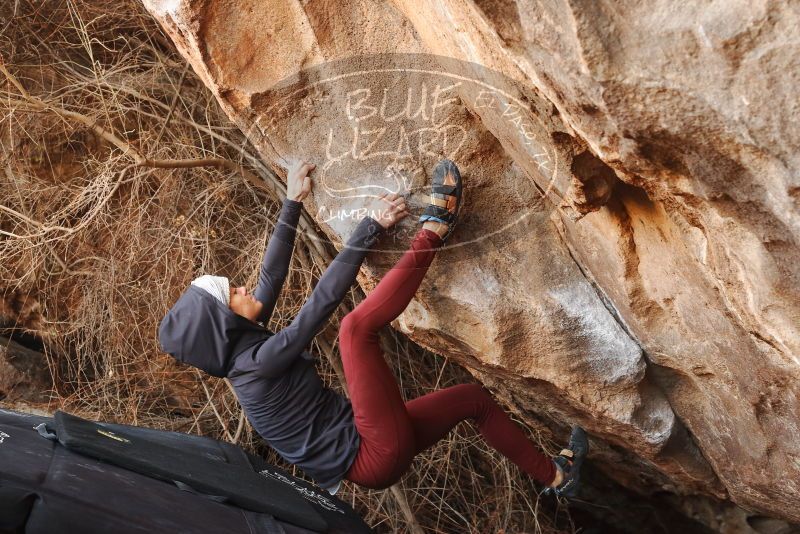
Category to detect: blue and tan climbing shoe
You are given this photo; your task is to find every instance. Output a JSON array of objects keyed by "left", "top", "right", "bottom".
[
  {"left": 545, "top": 426, "right": 589, "bottom": 498},
  {"left": 419, "top": 159, "right": 463, "bottom": 241}
]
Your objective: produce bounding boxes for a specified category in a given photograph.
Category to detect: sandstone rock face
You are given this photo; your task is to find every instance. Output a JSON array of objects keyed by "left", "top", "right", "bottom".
[{"left": 142, "top": 0, "right": 800, "bottom": 526}]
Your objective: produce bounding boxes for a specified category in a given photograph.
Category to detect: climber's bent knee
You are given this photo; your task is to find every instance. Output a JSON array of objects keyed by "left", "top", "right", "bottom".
[{"left": 345, "top": 445, "right": 414, "bottom": 490}]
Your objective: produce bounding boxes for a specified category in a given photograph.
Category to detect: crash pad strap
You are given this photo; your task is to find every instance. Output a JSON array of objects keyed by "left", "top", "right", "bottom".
[
  {"left": 173, "top": 480, "right": 227, "bottom": 503},
  {"left": 34, "top": 423, "right": 57, "bottom": 441}
]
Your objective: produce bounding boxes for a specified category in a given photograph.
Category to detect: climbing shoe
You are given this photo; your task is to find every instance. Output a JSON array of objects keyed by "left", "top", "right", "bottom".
[
  {"left": 419, "top": 159, "right": 463, "bottom": 240},
  {"left": 545, "top": 426, "right": 588, "bottom": 498}
]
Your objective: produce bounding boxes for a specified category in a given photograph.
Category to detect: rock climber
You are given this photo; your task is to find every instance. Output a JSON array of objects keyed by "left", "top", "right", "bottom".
[{"left": 158, "top": 158, "right": 588, "bottom": 497}]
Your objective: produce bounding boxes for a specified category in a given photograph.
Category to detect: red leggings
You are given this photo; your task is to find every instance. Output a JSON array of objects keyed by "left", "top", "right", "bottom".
[{"left": 340, "top": 228, "right": 557, "bottom": 489}]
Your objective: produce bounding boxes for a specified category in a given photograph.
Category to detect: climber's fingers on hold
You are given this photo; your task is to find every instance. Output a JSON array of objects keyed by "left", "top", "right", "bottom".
[
  {"left": 381, "top": 192, "right": 404, "bottom": 207},
  {"left": 298, "top": 162, "right": 315, "bottom": 177}
]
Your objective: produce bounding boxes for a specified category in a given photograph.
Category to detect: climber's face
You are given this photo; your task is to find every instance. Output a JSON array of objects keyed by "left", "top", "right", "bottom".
[{"left": 229, "top": 286, "right": 263, "bottom": 322}]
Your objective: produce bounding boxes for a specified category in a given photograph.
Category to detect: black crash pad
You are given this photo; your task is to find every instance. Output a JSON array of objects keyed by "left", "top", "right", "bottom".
[
  {"left": 53, "top": 410, "right": 327, "bottom": 531},
  {"left": 0, "top": 408, "right": 372, "bottom": 534}
]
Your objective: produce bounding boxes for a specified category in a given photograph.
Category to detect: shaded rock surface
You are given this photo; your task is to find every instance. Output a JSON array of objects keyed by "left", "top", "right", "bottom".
[
  {"left": 0, "top": 335, "right": 51, "bottom": 406},
  {"left": 141, "top": 0, "right": 800, "bottom": 529}
]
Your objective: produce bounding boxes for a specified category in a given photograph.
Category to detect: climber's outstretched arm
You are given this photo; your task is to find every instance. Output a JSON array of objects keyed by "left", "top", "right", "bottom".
[
  {"left": 253, "top": 161, "right": 315, "bottom": 324},
  {"left": 253, "top": 216, "right": 385, "bottom": 378},
  {"left": 253, "top": 198, "right": 302, "bottom": 323},
  {"left": 250, "top": 192, "right": 407, "bottom": 378}
]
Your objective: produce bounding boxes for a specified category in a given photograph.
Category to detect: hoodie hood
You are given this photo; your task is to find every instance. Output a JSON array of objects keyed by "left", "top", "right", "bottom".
[{"left": 158, "top": 285, "right": 268, "bottom": 377}]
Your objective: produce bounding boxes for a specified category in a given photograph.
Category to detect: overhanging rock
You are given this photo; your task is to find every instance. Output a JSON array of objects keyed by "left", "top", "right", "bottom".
[{"left": 142, "top": 0, "right": 800, "bottom": 525}]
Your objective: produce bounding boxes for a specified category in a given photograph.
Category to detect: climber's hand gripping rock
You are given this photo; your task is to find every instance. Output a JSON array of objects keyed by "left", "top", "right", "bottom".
[{"left": 287, "top": 160, "right": 315, "bottom": 202}]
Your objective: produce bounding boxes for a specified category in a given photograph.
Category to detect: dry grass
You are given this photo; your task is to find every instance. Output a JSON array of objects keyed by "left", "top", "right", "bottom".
[{"left": 0, "top": 1, "right": 568, "bottom": 532}]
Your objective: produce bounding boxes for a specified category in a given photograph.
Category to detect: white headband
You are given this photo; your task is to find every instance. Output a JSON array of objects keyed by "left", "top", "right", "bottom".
[{"left": 190, "top": 275, "right": 230, "bottom": 307}]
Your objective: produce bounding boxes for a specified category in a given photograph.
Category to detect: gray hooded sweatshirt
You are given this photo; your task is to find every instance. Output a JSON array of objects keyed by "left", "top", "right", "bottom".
[{"left": 159, "top": 199, "right": 385, "bottom": 489}]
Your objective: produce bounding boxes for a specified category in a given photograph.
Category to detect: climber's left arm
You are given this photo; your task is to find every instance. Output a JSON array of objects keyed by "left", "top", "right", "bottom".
[{"left": 252, "top": 161, "right": 315, "bottom": 324}]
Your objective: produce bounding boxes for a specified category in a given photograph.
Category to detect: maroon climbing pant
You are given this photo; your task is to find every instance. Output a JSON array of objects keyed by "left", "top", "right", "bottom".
[{"left": 340, "top": 228, "right": 557, "bottom": 489}]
